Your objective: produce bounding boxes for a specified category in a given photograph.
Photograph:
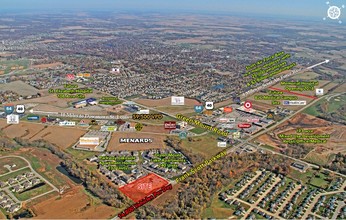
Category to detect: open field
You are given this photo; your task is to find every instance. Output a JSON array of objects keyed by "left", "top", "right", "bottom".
[
  {"left": 303, "top": 93, "right": 346, "bottom": 122},
  {"left": 0, "top": 210, "right": 6, "bottom": 219},
  {"left": 0, "top": 157, "right": 29, "bottom": 175},
  {"left": 141, "top": 124, "right": 170, "bottom": 134},
  {"left": 256, "top": 113, "right": 346, "bottom": 165},
  {"left": 0, "top": 119, "right": 9, "bottom": 129},
  {"left": 0, "top": 80, "right": 38, "bottom": 96},
  {"left": 108, "top": 132, "right": 168, "bottom": 151},
  {"left": 290, "top": 71, "right": 319, "bottom": 80},
  {"left": 177, "top": 132, "right": 224, "bottom": 158},
  {"left": 30, "top": 126, "right": 87, "bottom": 149},
  {"left": 32, "top": 62, "right": 63, "bottom": 69},
  {"left": 119, "top": 173, "right": 169, "bottom": 202},
  {"left": 31, "top": 186, "right": 117, "bottom": 219},
  {"left": 1, "top": 122, "right": 45, "bottom": 139}
]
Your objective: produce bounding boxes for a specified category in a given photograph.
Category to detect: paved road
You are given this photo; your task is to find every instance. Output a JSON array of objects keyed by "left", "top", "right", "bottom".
[{"left": 0, "top": 166, "right": 29, "bottom": 178}]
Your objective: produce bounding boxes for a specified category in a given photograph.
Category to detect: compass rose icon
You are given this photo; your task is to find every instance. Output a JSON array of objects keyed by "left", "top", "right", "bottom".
[{"left": 323, "top": 1, "right": 345, "bottom": 24}]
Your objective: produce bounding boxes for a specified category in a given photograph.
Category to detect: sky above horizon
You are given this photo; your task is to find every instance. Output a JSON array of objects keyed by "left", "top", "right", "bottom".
[{"left": 1, "top": 0, "right": 345, "bottom": 18}]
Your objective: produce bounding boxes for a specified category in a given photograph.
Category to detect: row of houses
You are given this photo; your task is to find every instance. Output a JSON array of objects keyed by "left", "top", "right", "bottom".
[
  {"left": 99, "top": 166, "right": 143, "bottom": 186},
  {"left": 0, "top": 172, "right": 36, "bottom": 188},
  {"left": 238, "top": 171, "right": 270, "bottom": 199},
  {"left": 0, "top": 191, "right": 20, "bottom": 213},
  {"left": 11, "top": 178, "right": 41, "bottom": 193},
  {"left": 290, "top": 188, "right": 320, "bottom": 219},
  {"left": 142, "top": 149, "right": 192, "bottom": 179}
]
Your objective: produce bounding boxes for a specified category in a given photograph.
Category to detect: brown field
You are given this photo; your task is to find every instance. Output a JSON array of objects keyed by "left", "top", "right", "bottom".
[
  {"left": 108, "top": 132, "right": 168, "bottom": 151},
  {"left": 0, "top": 211, "right": 6, "bottom": 219},
  {"left": 334, "top": 83, "right": 346, "bottom": 93},
  {"left": 135, "top": 97, "right": 200, "bottom": 107},
  {"left": 32, "top": 62, "right": 63, "bottom": 69},
  {"left": 31, "top": 186, "right": 117, "bottom": 219},
  {"left": 0, "top": 80, "right": 39, "bottom": 96},
  {"left": 1, "top": 122, "right": 45, "bottom": 139},
  {"left": 0, "top": 119, "right": 8, "bottom": 129},
  {"left": 30, "top": 126, "right": 87, "bottom": 149},
  {"left": 141, "top": 124, "right": 170, "bottom": 134},
  {"left": 256, "top": 113, "right": 346, "bottom": 154}
]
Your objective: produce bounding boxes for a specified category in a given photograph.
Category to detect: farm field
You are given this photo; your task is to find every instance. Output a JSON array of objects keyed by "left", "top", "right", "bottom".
[
  {"left": 0, "top": 80, "right": 38, "bottom": 96},
  {"left": 31, "top": 186, "right": 117, "bottom": 219},
  {"left": 108, "top": 132, "right": 168, "bottom": 151},
  {"left": 30, "top": 126, "right": 87, "bottom": 149},
  {"left": 1, "top": 122, "right": 45, "bottom": 139}
]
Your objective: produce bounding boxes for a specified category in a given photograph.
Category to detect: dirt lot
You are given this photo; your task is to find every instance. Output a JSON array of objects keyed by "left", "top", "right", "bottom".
[
  {"left": 31, "top": 186, "right": 117, "bottom": 219},
  {"left": 2, "top": 122, "right": 45, "bottom": 139},
  {"left": 32, "top": 62, "right": 63, "bottom": 69},
  {"left": 30, "top": 126, "right": 87, "bottom": 149},
  {"left": 256, "top": 113, "right": 346, "bottom": 155},
  {"left": 108, "top": 132, "right": 168, "bottom": 151},
  {"left": 141, "top": 124, "right": 170, "bottom": 134},
  {"left": 119, "top": 173, "right": 169, "bottom": 202}
]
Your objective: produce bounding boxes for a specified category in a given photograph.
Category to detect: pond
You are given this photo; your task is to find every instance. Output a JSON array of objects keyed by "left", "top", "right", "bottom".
[{"left": 56, "top": 166, "right": 83, "bottom": 184}]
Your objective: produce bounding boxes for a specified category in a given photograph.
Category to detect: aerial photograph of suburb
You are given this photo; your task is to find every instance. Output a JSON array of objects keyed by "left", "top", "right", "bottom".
[{"left": 0, "top": 0, "right": 345, "bottom": 219}]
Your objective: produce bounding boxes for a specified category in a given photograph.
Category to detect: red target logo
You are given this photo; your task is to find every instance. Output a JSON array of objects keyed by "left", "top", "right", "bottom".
[{"left": 244, "top": 101, "right": 252, "bottom": 109}]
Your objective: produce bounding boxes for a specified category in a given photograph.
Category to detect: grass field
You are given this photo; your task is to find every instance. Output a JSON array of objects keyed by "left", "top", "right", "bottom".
[
  {"left": 65, "top": 147, "right": 97, "bottom": 162},
  {"left": 288, "top": 169, "right": 314, "bottom": 184},
  {"left": 189, "top": 127, "right": 207, "bottom": 134},
  {"left": 310, "top": 173, "right": 330, "bottom": 189},
  {"left": 304, "top": 152, "right": 330, "bottom": 166},
  {"left": 179, "top": 132, "right": 224, "bottom": 157},
  {"left": 304, "top": 95, "right": 346, "bottom": 120},
  {"left": 0, "top": 157, "right": 28, "bottom": 175}
]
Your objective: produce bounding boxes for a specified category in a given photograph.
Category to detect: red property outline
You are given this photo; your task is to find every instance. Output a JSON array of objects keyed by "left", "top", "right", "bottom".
[{"left": 268, "top": 86, "right": 318, "bottom": 100}]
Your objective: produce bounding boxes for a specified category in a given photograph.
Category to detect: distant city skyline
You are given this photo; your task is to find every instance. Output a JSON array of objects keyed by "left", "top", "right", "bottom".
[{"left": 2, "top": 0, "right": 344, "bottom": 19}]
